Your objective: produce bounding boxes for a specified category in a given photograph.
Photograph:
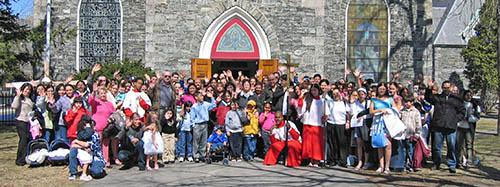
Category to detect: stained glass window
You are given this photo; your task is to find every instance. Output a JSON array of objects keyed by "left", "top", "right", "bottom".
[
  {"left": 347, "top": 0, "right": 388, "bottom": 82},
  {"left": 217, "top": 24, "right": 254, "bottom": 52},
  {"left": 78, "top": 0, "right": 121, "bottom": 70}
]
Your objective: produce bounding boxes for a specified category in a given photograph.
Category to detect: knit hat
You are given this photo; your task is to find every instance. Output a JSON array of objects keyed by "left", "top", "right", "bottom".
[{"left": 247, "top": 100, "right": 257, "bottom": 107}]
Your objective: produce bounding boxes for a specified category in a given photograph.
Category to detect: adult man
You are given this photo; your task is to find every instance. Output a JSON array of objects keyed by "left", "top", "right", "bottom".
[
  {"left": 148, "top": 71, "right": 177, "bottom": 115},
  {"left": 118, "top": 113, "right": 146, "bottom": 171},
  {"left": 425, "top": 80, "right": 465, "bottom": 173},
  {"left": 264, "top": 74, "right": 285, "bottom": 112}
]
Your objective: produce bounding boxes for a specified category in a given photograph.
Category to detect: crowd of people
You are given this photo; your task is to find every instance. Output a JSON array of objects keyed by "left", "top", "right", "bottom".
[{"left": 10, "top": 63, "right": 481, "bottom": 181}]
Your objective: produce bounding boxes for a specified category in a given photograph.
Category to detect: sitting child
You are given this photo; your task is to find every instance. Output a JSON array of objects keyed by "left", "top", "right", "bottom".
[{"left": 207, "top": 127, "right": 228, "bottom": 154}]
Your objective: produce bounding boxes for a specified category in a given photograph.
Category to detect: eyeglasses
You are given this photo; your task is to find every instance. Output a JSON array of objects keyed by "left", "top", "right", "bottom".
[{"left": 164, "top": 75, "right": 171, "bottom": 78}]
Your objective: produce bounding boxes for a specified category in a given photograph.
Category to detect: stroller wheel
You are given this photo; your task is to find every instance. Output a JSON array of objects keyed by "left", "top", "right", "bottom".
[{"left": 223, "top": 158, "right": 229, "bottom": 166}]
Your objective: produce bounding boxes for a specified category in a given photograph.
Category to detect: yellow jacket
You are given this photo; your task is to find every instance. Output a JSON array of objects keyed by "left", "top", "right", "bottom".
[{"left": 243, "top": 109, "right": 259, "bottom": 135}]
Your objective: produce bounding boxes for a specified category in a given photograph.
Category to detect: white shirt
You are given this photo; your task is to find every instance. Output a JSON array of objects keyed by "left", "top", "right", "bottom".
[
  {"left": 324, "top": 95, "right": 351, "bottom": 125},
  {"left": 300, "top": 98, "right": 324, "bottom": 126},
  {"left": 123, "top": 90, "right": 152, "bottom": 118}
]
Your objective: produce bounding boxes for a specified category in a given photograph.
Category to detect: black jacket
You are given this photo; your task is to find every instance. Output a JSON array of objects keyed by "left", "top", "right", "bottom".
[
  {"left": 264, "top": 85, "right": 285, "bottom": 112},
  {"left": 425, "top": 89, "right": 465, "bottom": 132}
]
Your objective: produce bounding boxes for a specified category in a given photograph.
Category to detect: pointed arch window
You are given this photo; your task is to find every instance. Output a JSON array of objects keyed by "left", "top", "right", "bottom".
[
  {"left": 78, "top": 0, "right": 122, "bottom": 70},
  {"left": 347, "top": 0, "right": 389, "bottom": 82}
]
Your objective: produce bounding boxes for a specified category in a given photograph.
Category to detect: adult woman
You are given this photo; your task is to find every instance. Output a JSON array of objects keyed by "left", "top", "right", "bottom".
[
  {"left": 11, "top": 83, "right": 34, "bottom": 166},
  {"left": 300, "top": 84, "right": 325, "bottom": 167},
  {"left": 179, "top": 84, "right": 197, "bottom": 106},
  {"left": 48, "top": 84, "right": 72, "bottom": 142},
  {"left": 42, "top": 85, "right": 55, "bottom": 143},
  {"left": 369, "top": 83, "right": 396, "bottom": 174},
  {"left": 89, "top": 87, "right": 119, "bottom": 167},
  {"left": 457, "top": 90, "right": 481, "bottom": 168},
  {"left": 324, "top": 88, "right": 350, "bottom": 167},
  {"left": 350, "top": 88, "right": 372, "bottom": 170}
]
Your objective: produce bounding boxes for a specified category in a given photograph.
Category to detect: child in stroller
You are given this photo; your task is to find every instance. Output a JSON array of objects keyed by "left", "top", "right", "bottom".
[{"left": 205, "top": 127, "right": 229, "bottom": 165}]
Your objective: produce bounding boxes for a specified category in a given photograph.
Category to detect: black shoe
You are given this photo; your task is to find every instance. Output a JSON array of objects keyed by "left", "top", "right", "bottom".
[
  {"left": 139, "top": 167, "right": 146, "bottom": 171},
  {"left": 15, "top": 162, "right": 26, "bottom": 166},
  {"left": 433, "top": 165, "right": 441, "bottom": 170},
  {"left": 449, "top": 168, "right": 456, "bottom": 173},
  {"left": 119, "top": 164, "right": 132, "bottom": 170}
]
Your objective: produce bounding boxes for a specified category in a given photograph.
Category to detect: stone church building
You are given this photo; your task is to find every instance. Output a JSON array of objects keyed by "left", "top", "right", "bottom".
[{"left": 32, "top": 0, "right": 482, "bottom": 84}]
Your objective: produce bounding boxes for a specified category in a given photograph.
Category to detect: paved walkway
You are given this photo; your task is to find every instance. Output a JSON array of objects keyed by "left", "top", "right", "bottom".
[{"left": 85, "top": 160, "right": 377, "bottom": 186}]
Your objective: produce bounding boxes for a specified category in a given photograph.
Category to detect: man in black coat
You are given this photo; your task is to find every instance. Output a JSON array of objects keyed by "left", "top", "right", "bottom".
[{"left": 425, "top": 80, "right": 465, "bottom": 173}]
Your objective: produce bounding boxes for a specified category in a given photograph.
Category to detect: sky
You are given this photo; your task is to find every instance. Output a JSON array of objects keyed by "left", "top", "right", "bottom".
[{"left": 10, "top": 0, "right": 33, "bottom": 18}]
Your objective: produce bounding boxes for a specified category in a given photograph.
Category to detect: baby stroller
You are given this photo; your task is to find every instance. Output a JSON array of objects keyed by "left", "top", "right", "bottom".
[
  {"left": 47, "top": 139, "right": 70, "bottom": 165},
  {"left": 205, "top": 144, "right": 230, "bottom": 166},
  {"left": 25, "top": 138, "right": 49, "bottom": 167}
]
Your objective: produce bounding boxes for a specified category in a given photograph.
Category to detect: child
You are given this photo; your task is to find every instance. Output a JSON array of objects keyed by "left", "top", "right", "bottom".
[
  {"left": 176, "top": 102, "right": 194, "bottom": 162},
  {"left": 142, "top": 112, "right": 164, "bottom": 171},
  {"left": 207, "top": 127, "right": 228, "bottom": 154},
  {"left": 243, "top": 100, "right": 259, "bottom": 161},
  {"left": 400, "top": 95, "right": 422, "bottom": 172},
  {"left": 190, "top": 91, "right": 218, "bottom": 162},
  {"left": 258, "top": 102, "right": 275, "bottom": 157},
  {"left": 225, "top": 100, "right": 244, "bottom": 161},
  {"left": 161, "top": 109, "right": 177, "bottom": 164},
  {"left": 70, "top": 115, "right": 95, "bottom": 181}
]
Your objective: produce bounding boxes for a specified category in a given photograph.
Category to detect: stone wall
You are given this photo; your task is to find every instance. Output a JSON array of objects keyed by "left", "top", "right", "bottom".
[
  {"left": 42, "top": 0, "right": 440, "bottom": 83},
  {"left": 433, "top": 46, "right": 468, "bottom": 89}
]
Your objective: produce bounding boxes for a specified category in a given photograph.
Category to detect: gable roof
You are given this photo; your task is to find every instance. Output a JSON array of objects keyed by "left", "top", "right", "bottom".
[{"left": 433, "top": 0, "right": 485, "bottom": 46}]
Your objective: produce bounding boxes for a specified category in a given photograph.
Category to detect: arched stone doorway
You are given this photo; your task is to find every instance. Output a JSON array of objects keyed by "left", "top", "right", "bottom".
[{"left": 192, "top": 6, "right": 277, "bottom": 79}]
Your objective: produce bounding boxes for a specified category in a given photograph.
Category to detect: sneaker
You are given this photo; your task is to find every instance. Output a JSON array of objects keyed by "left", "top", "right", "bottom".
[
  {"left": 179, "top": 157, "right": 185, "bottom": 162},
  {"left": 187, "top": 157, "right": 194, "bottom": 162},
  {"left": 79, "top": 174, "right": 93, "bottom": 181},
  {"left": 449, "top": 168, "right": 457, "bottom": 173},
  {"left": 194, "top": 158, "right": 199, "bottom": 163},
  {"left": 68, "top": 175, "right": 77, "bottom": 181}
]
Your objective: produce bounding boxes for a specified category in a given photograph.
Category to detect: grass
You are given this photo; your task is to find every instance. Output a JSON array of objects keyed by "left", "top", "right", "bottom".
[
  {"left": 0, "top": 119, "right": 498, "bottom": 186},
  {"left": 0, "top": 125, "right": 81, "bottom": 187}
]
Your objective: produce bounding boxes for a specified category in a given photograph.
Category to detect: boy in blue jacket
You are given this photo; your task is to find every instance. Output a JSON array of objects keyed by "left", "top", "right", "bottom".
[{"left": 207, "top": 127, "right": 228, "bottom": 153}]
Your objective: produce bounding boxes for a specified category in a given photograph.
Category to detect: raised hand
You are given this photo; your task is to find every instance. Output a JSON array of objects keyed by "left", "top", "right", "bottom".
[
  {"left": 113, "top": 70, "right": 121, "bottom": 80},
  {"left": 91, "top": 64, "right": 102, "bottom": 74},
  {"left": 427, "top": 79, "right": 435, "bottom": 88},
  {"left": 64, "top": 74, "right": 74, "bottom": 84}
]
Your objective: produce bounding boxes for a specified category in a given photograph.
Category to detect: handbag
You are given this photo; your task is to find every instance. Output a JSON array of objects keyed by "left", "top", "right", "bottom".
[
  {"left": 457, "top": 120, "right": 470, "bottom": 129},
  {"left": 237, "top": 110, "right": 250, "bottom": 126},
  {"left": 371, "top": 132, "right": 387, "bottom": 148}
]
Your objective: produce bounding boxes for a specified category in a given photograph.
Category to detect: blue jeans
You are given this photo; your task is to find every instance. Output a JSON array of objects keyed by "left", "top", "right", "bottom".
[
  {"left": 54, "top": 125, "right": 68, "bottom": 143},
  {"left": 261, "top": 130, "right": 271, "bottom": 155},
  {"left": 432, "top": 130, "right": 457, "bottom": 169},
  {"left": 403, "top": 139, "right": 415, "bottom": 169},
  {"left": 69, "top": 148, "right": 106, "bottom": 177},
  {"left": 44, "top": 129, "right": 53, "bottom": 143},
  {"left": 243, "top": 135, "right": 257, "bottom": 160},
  {"left": 390, "top": 139, "right": 405, "bottom": 170},
  {"left": 177, "top": 131, "right": 193, "bottom": 158}
]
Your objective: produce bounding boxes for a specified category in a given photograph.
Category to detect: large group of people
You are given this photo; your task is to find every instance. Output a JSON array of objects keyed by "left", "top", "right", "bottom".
[{"left": 10, "top": 63, "right": 481, "bottom": 181}]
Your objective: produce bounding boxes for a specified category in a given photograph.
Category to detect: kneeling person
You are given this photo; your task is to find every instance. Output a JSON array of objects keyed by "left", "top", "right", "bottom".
[{"left": 264, "top": 112, "right": 302, "bottom": 167}]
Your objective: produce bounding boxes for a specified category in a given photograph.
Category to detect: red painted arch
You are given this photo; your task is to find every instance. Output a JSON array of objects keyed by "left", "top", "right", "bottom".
[{"left": 211, "top": 18, "right": 260, "bottom": 60}]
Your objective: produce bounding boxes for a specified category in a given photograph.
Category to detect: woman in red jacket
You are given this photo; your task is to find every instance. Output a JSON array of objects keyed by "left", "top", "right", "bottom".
[{"left": 65, "top": 97, "right": 89, "bottom": 143}]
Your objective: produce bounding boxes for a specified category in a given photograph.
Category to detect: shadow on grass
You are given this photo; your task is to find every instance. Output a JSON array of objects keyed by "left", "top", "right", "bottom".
[{"left": 0, "top": 124, "right": 16, "bottom": 133}]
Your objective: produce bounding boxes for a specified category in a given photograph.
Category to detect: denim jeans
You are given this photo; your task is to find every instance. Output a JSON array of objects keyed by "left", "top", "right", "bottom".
[
  {"left": 69, "top": 148, "right": 79, "bottom": 175},
  {"left": 43, "top": 129, "right": 53, "bottom": 143},
  {"left": 229, "top": 132, "right": 243, "bottom": 158},
  {"left": 261, "top": 130, "right": 271, "bottom": 156},
  {"left": 118, "top": 140, "right": 145, "bottom": 169},
  {"left": 403, "top": 139, "right": 415, "bottom": 169},
  {"left": 243, "top": 135, "right": 257, "bottom": 160},
  {"left": 177, "top": 131, "right": 193, "bottom": 158},
  {"left": 390, "top": 139, "right": 405, "bottom": 170},
  {"left": 456, "top": 126, "right": 474, "bottom": 165},
  {"left": 432, "top": 130, "right": 457, "bottom": 169},
  {"left": 54, "top": 125, "right": 68, "bottom": 143},
  {"left": 69, "top": 148, "right": 106, "bottom": 177}
]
